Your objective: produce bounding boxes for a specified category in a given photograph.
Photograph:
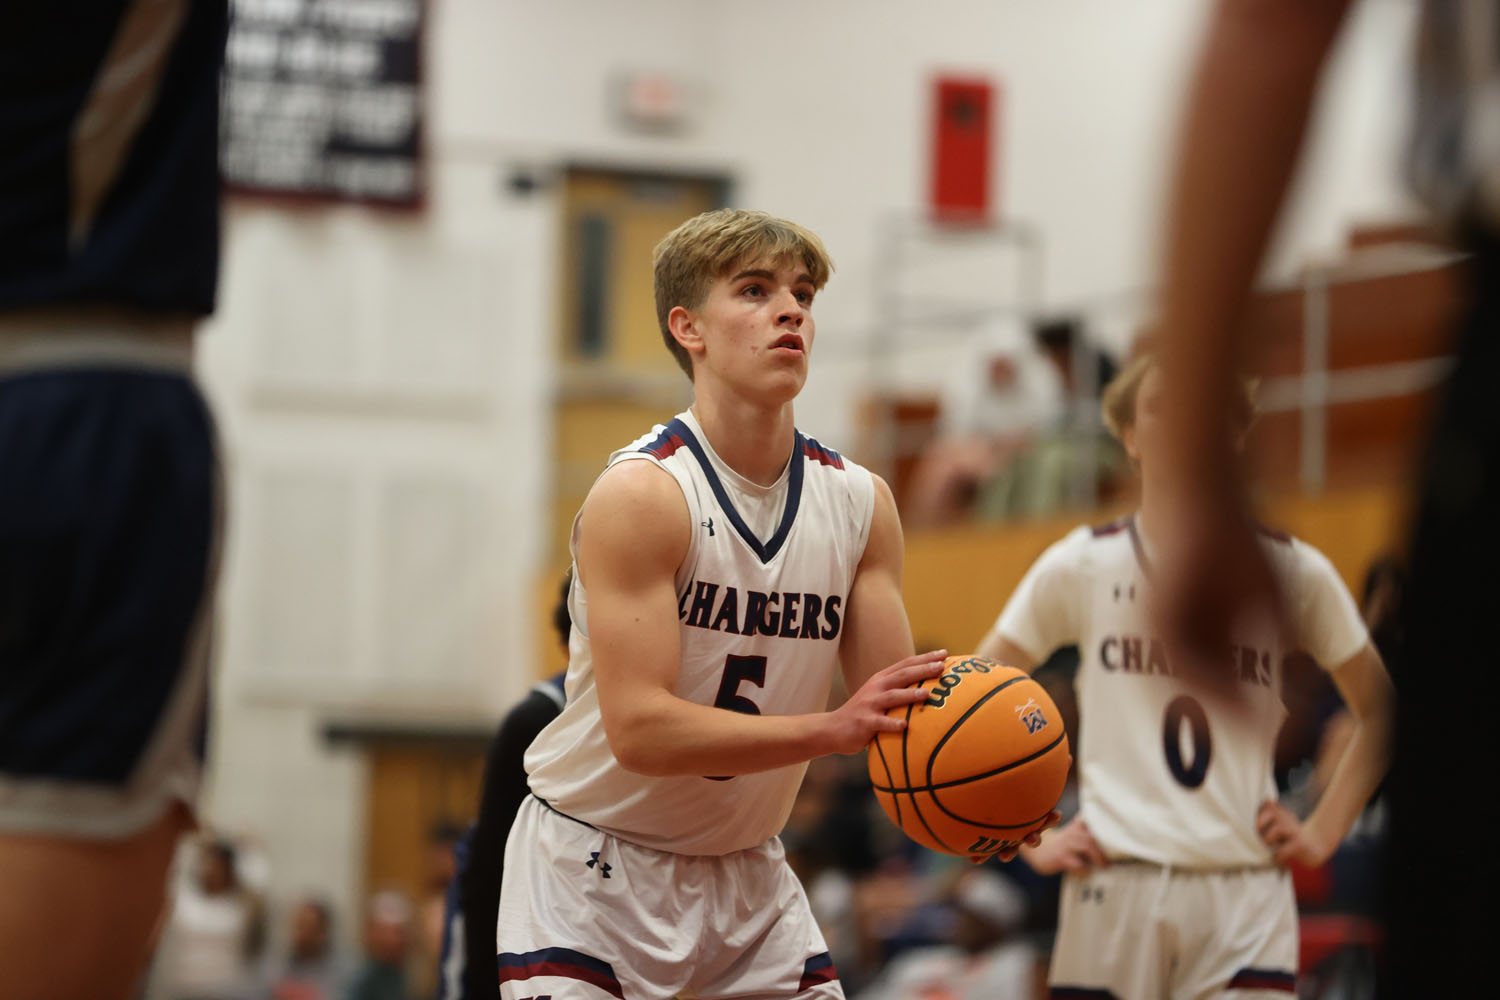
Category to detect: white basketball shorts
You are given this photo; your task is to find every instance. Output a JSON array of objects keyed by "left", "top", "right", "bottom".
[
  {"left": 497, "top": 795, "right": 843, "bottom": 999},
  {"left": 1049, "top": 863, "right": 1298, "bottom": 999}
]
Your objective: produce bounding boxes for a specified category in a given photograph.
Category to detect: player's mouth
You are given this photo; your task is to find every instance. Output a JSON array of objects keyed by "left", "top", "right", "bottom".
[{"left": 770, "top": 333, "right": 805, "bottom": 355}]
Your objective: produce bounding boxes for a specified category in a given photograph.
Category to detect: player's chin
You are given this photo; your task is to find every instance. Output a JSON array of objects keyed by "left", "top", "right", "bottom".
[{"left": 757, "top": 367, "right": 807, "bottom": 402}]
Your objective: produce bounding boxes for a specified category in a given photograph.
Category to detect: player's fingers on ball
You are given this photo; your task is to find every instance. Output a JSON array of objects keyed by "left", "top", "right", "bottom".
[
  {"left": 895, "top": 662, "right": 943, "bottom": 685},
  {"left": 1045, "top": 810, "right": 1063, "bottom": 830},
  {"left": 876, "top": 715, "right": 906, "bottom": 733},
  {"left": 996, "top": 847, "right": 1019, "bottom": 863}
]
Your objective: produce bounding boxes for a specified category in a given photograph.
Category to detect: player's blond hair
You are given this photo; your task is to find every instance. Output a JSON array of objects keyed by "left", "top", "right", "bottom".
[
  {"left": 1101, "top": 352, "right": 1258, "bottom": 440},
  {"left": 652, "top": 209, "right": 834, "bottom": 379}
]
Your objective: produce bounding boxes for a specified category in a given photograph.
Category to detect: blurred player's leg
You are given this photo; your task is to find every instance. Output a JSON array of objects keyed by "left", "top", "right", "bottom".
[
  {"left": 0, "top": 351, "right": 220, "bottom": 1000},
  {"left": 0, "top": 802, "right": 191, "bottom": 1000}
]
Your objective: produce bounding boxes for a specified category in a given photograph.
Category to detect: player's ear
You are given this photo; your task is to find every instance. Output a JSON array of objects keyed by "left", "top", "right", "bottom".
[{"left": 668, "top": 304, "right": 705, "bottom": 359}]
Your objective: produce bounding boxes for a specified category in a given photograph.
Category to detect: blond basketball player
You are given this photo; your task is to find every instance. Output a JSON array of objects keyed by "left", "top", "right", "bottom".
[
  {"left": 976, "top": 355, "right": 1394, "bottom": 999},
  {"left": 499, "top": 210, "right": 1051, "bottom": 1000}
]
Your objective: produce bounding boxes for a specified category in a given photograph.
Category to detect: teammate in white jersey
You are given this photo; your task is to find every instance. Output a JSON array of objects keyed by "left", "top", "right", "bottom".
[
  {"left": 501, "top": 210, "right": 1052, "bottom": 1000},
  {"left": 976, "top": 354, "right": 1394, "bottom": 1000}
]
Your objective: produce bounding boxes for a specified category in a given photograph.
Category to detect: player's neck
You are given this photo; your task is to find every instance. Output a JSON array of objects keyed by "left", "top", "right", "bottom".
[
  {"left": 689, "top": 393, "right": 796, "bottom": 488},
  {"left": 1135, "top": 486, "right": 1163, "bottom": 551}
]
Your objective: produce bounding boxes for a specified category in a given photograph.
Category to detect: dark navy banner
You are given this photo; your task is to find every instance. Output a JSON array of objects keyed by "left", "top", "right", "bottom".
[{"left": 221, "top": 0, "right": 423, "bottom": 206}]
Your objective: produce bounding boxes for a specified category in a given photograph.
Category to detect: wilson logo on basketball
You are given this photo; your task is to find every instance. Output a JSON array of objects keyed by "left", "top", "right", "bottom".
[
  {"left": 1014, "top": 698, "right": 1049, "bottom": 734},
  {"left": 924, "top": 656, "right": 995, "bottom": 709}
]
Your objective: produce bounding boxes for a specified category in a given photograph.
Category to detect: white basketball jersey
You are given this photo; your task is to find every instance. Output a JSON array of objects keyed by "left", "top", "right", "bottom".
[
  {"left": 991, "top": 515, "right": 1368, "bottom": 868},
  {"left": 526, "top": 409, "right": 875, "bottom": 857}
]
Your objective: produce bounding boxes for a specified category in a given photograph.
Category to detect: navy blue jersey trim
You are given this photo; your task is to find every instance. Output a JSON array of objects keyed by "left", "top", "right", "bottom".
[
  {"left": 1126, "top": 514, "right": 1154, "bottom": 579},
  {"left": 667, "top": 418, "right": 804, "bottom": 565},
  {"left": 1228, "top": 967, "right": 1297, "bottom": 992},
  {"left": 497, "top": 947, "right": 623, "bottom": 999},
  {"left": 799, "top": 952, "right": 838, "bottom": 990},
  {"left": 1050, "top": 989, "right": 1120, "bottom": 999},
  {"left": 802, "top": 435, "right": 844, "bottom": 469}
]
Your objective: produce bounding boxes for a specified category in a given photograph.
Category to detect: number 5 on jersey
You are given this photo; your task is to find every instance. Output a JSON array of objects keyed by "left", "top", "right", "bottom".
[{"left": 704, "top": 655, "right": 767, "bottom": 780}]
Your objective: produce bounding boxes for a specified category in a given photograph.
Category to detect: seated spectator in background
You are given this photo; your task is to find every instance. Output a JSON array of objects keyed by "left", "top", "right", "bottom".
[
  {"left": 261, "top": 897, "right": 348, "bottom": 1000},
  {"left": 851, "top": 869, "right": 1041, "bottom": 1000},
  {"left": 415, "top": 823, "right": 461, "bottom": 997},
  {"left": 908, "top": 317, "right": 1124, "bottom": 526},
  {"left": 148, "top": 834, "right": 266, "bottom": 1000},
  {"left": 347, "top": 891, "right": 414, "bottom": 1000}
]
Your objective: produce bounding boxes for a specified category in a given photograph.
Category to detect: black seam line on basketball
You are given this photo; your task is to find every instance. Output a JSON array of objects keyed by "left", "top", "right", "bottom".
[
  {"left": 874, "top": 731, "right": 1068, "bottom": 794},
  {"left": 901, "top": 689, "right": 960, "bottom": 855},
  {"left": 873, "top": 733, "right": 901, "bottom": 828},
  {"left": 924, "top": 674, "right": 1033, "bottom": 791},
  {"left": 925, "top": 802, "right": 1059, "bottom": 833}
]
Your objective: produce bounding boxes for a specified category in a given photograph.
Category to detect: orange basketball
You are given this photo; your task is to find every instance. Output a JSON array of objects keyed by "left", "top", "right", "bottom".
[{"left": 867, "top": 655, "right": 1071, "bottom": 858}]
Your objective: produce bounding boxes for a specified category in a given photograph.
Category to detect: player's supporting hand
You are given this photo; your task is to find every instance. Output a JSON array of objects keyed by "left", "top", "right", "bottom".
[
  {"left": 973, "top": 810, "right": 1064, "bottom": 865},
  {"left": 827, "top": 650, "right": 948, "bottom": 755},
  {"left": 1016, "top": 816, "right": 1108, "bottom": 874},
  {"left": 1256, "top": 800, "right": 1331, "bottom": 868}
]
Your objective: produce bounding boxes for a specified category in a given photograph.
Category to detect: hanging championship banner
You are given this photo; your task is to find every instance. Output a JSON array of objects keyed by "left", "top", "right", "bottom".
[{"left": 221, "top": 0, "right": 424, "bottom": 206}]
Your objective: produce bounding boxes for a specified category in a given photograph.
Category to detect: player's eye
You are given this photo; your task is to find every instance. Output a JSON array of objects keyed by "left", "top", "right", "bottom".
[
  {"left": 741, "top": 282, "right": 764, "bottom": 298},
  {"left": 795, "top": 289, "right": 814, "bottom": 306}
]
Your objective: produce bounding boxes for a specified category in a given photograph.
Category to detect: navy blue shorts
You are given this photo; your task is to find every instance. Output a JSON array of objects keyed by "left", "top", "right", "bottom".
[{"left": 0, "top": 366, "right": 218, "bottom": 837}]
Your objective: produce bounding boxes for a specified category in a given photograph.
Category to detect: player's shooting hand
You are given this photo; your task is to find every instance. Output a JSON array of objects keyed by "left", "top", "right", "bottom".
[
  {"left": 972, "top": 810, "right": 1064, "bottom": 865},
  {"left": 1016, "top": 816, "right": 1107, "bottom": 874},
  {"left": 1257, "top": 800, "right": 1331, "bottom": 868},
  {"left": 830, "top": 650, "right": 948, "bottom": 755}
]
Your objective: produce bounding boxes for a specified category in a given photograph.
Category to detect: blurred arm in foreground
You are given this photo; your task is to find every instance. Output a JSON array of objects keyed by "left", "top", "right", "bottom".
[{"left": 1152, "top": 0, "right": 1357, "bottom": 674}]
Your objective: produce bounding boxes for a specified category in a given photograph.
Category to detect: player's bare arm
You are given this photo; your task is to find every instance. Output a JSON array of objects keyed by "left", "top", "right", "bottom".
[
  {"left": 973, "top": 631, "right": 1037, "bottom": 673},
  {"left": 834, "top": 475, "right": 949, "bottom": 743},
  {"left": 1154, "top": 0, "right": 1356, "bottom": 669},
  {"left": 581, "top": 461, "right": 939, "bottom": 777},
  {"left": 1257, "top": 642, "right": 1394, "bottom": 866}
]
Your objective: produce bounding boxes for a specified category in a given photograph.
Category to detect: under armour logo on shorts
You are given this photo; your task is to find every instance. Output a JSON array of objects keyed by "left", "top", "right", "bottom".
[{"left": 586, "top": 851, "right": 612, "bottom": 878}]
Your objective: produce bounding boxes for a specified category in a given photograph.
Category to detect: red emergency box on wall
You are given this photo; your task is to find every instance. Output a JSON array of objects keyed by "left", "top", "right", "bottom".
[{"left": 930, "top": 76, "right": 996, "bottom": 222}]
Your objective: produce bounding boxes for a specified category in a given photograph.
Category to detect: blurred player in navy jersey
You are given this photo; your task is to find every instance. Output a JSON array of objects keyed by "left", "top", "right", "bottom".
[
  {"left": 1150, "top": 1, "right": 1500, "bottom": 995},
  {"left": 436, "top": 571, "right": 571, "bottom": 1000},
  {"left": 0, "top": 4, "right": 226, "bottom": 998}
]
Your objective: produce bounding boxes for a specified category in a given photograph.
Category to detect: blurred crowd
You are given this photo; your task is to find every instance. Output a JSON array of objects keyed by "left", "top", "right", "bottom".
[{"left": 141, "top": 830, "right": 454, "bottom": 1000}]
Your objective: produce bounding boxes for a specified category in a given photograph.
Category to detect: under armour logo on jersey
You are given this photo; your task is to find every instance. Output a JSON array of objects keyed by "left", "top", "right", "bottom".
[
  {"left": 586, "top": 852, "right": 612, "bottom": 878},
  {"left": 702, "top": 517, "right": 715, "bottom": 536}
]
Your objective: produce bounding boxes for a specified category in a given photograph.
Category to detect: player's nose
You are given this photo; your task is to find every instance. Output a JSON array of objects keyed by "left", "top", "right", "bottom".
[{"left": 775, "top": 289, "right": 805, "bottom": 328}]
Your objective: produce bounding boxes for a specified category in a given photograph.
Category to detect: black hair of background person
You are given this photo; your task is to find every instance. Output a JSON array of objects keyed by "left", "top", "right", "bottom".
[{"left": 456, "top": 570, "right": 572, "bottom": 1000}]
